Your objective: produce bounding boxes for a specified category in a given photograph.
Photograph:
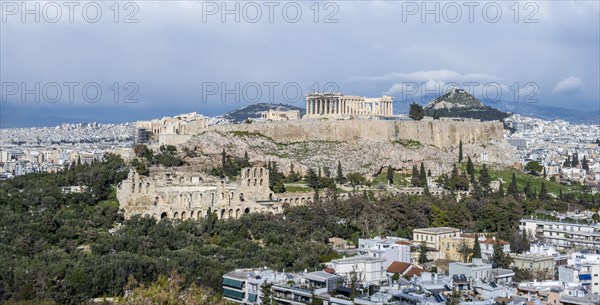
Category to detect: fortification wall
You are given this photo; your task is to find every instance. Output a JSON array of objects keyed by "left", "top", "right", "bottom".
[{"left": 207, "top": 119, "right": 504, "bottom": 147}]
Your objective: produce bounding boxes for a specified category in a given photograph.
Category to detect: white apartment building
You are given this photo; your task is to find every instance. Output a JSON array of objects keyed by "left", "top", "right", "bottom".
[
  {"left": 358, "top": 236, "right": 411, "bottom": 267},
  {"left": 559, "top": 253, "right": 600, "bottom": 295},
  {"left": 326, "top": 255, "right": 387, "bottom": 286},
  {"left": 520, "top": 218, "right": 600, "bottom": 249}
]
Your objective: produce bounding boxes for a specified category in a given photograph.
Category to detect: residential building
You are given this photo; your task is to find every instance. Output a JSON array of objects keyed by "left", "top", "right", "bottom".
[
  {"left": 510, "top": 253, "right": 556, "bottom": 280},
  {"left": 358, "top": 236, "right": 411, "bottom": 266},
  {"left": 326, "top": 255, "right": 387, "bottom": 286},
  {"left": 271, "top": 271, "right": 340, "bottom": 305},
  {"left": 413, "top": 227, "right": 460, "bottom": 261},
  {"left": 520, "top": 218, "right": 600, "bottom": 249},
  {"left": 222, "top": 268, "right": 288, "bottom": 304}
]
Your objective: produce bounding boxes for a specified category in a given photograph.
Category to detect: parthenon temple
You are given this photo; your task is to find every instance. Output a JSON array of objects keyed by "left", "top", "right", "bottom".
[{"left": 304, "top": 92, "right": 394, "bottom": 118}]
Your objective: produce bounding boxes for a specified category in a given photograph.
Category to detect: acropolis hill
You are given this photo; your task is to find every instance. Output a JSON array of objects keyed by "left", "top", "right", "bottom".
[{"left": 132, "top": 92, "right": 517, "bottom": 178}]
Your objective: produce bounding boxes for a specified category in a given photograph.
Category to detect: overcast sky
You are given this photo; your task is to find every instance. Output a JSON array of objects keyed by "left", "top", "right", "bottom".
[{"left": 1, "top": 0, "right": 599, "bottom": 125}]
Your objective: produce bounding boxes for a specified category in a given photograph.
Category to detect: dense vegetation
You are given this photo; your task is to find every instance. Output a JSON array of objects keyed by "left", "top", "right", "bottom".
[{"left": 1, "top": 155, "right": 599, "bottom": 304}]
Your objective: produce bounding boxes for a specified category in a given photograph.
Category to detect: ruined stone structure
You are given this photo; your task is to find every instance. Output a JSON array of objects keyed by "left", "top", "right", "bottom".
[
  {"left": 117, "top": 166, "right": 284, "bottom": 220},
  {"left": 260, "top": 109, "right": 300, "bottom": 121},
  {"left": 135, "top": 112, "right": 208, "bottom": 145},
  {"left": 305, "top": 92, "right": 393, "bottom": 117}
]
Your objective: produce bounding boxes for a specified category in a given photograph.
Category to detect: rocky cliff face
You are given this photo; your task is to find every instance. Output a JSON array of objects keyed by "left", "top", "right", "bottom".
[
  {"left": 206, "top": 119, "right": 505, "bottom": 148},
  {"left": 180, "top": 121, "right": 518, "bottom": 178}
]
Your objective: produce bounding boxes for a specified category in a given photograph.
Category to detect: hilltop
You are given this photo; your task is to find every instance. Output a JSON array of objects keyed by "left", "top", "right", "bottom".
[
  {"left": 424, "top": 88, "right": 510, "bottom": 121},
  {"left": 220, "top": 103, "right": 305, "bottom": 123}
]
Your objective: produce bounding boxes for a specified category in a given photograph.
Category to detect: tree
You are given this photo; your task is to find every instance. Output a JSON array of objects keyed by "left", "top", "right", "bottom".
[
  {"left": 418, "top": 242, "right": 429, "bottom": 265},
  {"left": 525, "top": 161, "right": 544, "bottom": 176},
  {"left": 261, "top": 282, "right": 273, "bottom": 305},
  {"left": 466, "top": 157, "right": 474, "bottom": 174},
  {"left": 305, "top": 168, "right": 319, "bottom": 189},
  {"left": 458, "top": 241, "right": 472, "bottom": 263},
  {"left": 542, "top": 167, "right": 547, "bottom": 179},
  {"left": 572, "top": 153, "right": 579, "bottom": 167},
  {"left": 419, "top": 162, "right": 427, "bottom": 187},
  {"left": 446, "top": 289, "right": 461, "bottom": 305},
  {"left": 563, "top": 155, "right": 571, "bottom": 167},
  {"left": 117, "top": 273, "right": 230, "bottom": 305},
  {"left": 409, "top": 103, "right": 424, "bottom": 120},
  {"left": 386, "top": 165, "right": 394, "bottom": 184},
  {"left": 411, "top": 165, "right": 420, "bottom": 187},
  {"left": 538, "top": 182, "right": 549, "bottom": 200},
  {"left": 519, "top": 228, "right": 530, "bottom": 253},
  {"left": 582, "top": 156, "right": 589, "bottom": 172},
  {"left": 347, "top": 173, "right": 366, "bottom": 191},
  {"left": 472, "top": 234, "right": 481, "bottom": 259},
  {"left": 336, "top": 161, "right": 346, "bottom": 184},
  {"left": 478, "top": 164, "right": 491, "bottom": 193},
  {"left": 220, "top": 149, "right": 229, "bottom": 177},
  {"left": 525, "top": 161, "right": 543, "bottom": 176},
  {"left": 507, "top": 173, "right": 519, "bottom": 196},
  {"left": 458, "top": 140, "right": 463, "bottom": 163},
  {"left": 491, "top": 242, "right": 512, "bottom": 269}
]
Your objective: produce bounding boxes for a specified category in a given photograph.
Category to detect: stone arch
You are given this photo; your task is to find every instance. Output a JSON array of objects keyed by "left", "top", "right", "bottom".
[
  {"left": 269, "top": 193, "right": 273, "bottom": 201},
  {"left": 236, "top": 208, "right": 241, "bottom": 218},
  {"left": 260, "top": 168, "right": 263, "bottom": 176},
  {"left": 228, "top": 209, "right": 233, "bottom": 218},
  {"left": 161, "top": 212, "right": 168, "bottom": 219},
  {"left": 260, "top": 179, "right": 263, "bottom": 186},
  {"left": 152, "top": 213, "right": 158, "bottom": 219},
  {"left": 190, "top": 211, "right": 195, "bottom": 219},
  {"left": 295, "top": 198, "right": 299, "bottom": 204},
  {"left": 181, "top": 211, "right": 186, "bottom": 219},
  {"left": 220, "top": 209, "right": 226, "bottom": 219},
  {"left": 254, "top": 168, "right": 258, "bottom": 177},
  {"left": 197, "top": 211, "right": 203, "bottom": 220},
  {"left": 244, "top": 207, "right": 250, "bottom": 214},
  {"left": 247, "top": 179, "right": 251, "bottom": 186},
  {"left": 301, "top": 198, "right": 306, "bottom": 204},
  {"left": 173, "top": 212, "right": 179, "bottom": 219}
]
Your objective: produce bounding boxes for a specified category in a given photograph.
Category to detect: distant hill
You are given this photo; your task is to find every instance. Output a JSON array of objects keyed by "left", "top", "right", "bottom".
[
  {"left": 221, "top": 103, "right": 305, "bottom": 123},
  {"left": 481, "top": 100, "right": 599, "bottom": 124},
  {"left": 424, "top": 88, "right": 510, "bottom": 121}
]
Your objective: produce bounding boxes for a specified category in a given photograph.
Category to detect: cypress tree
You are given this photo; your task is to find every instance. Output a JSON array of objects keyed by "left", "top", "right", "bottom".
[
  {"left": 472, "top": 234, "right": 481, "bottom": 258},
  {"left": 508, "top": 173, "right": 519, "bottom": 196},
  {"left": 496, "top": 181, "right": 505, "bottom": 197},
  {"left": 336, "top": 161, "right": 345, "bottom": 183},
  {"left": 387, "top": 165, "right": 394, "bottom": 184},
  {"left": 572, "top": 153, "right": 579, "bottom": 167},
  {"left": 420, "top": 162, "right": 427, "bottom": 187},
  {"left": 458, "top": 140, "right": 463, "bottom": 163},
  {"left": 582, "top": 156, "right": 589, "bottom": 172},
  {"left": 539, "top": 182, "right": 549, "bottom": 200},
  {"left": 467, "top": 156, "right": 474, "bottom": 174},
  {"left": 411, "top": 165, "right": 420, "bottom": 186}
]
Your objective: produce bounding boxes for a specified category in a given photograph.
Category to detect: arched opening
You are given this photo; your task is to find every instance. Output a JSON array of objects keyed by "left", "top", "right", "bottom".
[
  {"left": 220, "top": 209, "right": 226, "bottom": 219},
  {"left": 173, "top": 212, "right": 179, "bottom": 219},
  {"left": 181, "top": 211, "right": 186, "bottom": 219},
  {"left": 190, "top": 211, "right": 195, "bottom": 219},
  {"left": 244, "top": 208, "right": 250, "bottom": 214},
  {"left": 236, "top": 208, "right": 241, "bottom": 218},
  {"left": 197, "top": 211, "right": 203, "bottom": 220},
  {"left": 228, "top": 209, "right": 233, "bottom": 218},
  {"left": 161, "top": 212, "right": 168, "bottom": 219},
  {"left": 240, "top": 193, "right": 245, "bottom": 201},
  {"left": 269, "top": 193, "right": 273, "bottom": 200}
]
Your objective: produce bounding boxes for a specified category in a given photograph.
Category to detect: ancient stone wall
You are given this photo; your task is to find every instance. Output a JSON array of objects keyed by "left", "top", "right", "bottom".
[
  {"left": 207, "top": 119, "right": 504, "bottom": 148},
  {"left": 116, "top": 166, "right": 281, "bottom": 220}
]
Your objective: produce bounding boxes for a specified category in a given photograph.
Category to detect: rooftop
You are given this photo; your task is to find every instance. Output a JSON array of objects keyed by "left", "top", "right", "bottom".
[{"left": 413, "top": 227, "right": 460, "bottom": 234}]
